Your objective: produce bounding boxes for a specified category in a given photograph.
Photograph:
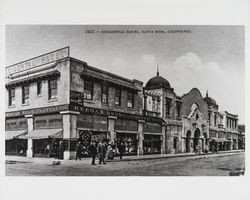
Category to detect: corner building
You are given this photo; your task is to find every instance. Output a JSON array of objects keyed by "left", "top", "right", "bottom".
[{"left": 5, "top": 47, "right": 241, "bottom": 159}]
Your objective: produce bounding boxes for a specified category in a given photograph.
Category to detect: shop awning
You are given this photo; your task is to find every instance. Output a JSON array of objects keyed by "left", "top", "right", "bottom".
[
  {"left": 5, "top": 130, "right": 27, "bottom": 140},
  {"left": 210, "top": 137, "right": 222, "bottom": 142},
  {"left": 20, "top": 129, "right": 63, "bottom": 139},
  {"left": 143, "top": 132, "right": 162, "bottom": 136},
  {"left": 220, "top": 138, "right": 231, "bottom": 142}
]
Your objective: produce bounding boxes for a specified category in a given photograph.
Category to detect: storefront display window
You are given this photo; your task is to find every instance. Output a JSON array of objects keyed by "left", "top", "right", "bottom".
[
  {"left": 143, "top": 135, "right": 161, "bottom": 154},
  {"left": 116, "top": 133, "right": 137, "bottom": 155}
]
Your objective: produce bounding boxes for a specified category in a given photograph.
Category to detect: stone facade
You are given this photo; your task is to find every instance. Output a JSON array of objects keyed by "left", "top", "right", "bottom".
[{"left": 5, "top": 47, "right": 241, "bottom": 160}]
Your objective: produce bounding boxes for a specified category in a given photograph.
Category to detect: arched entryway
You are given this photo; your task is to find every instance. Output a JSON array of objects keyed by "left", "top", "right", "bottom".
[
  {"left": 186, "top": 130, "right": 191, "bottom": 153},
  {"left": 193, "top": 128, "right": 200, "bottom": 151}
]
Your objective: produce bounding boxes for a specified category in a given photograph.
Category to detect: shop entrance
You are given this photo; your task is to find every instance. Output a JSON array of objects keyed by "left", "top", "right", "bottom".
[
  {"left": 5, "top": 139, "right": 27, "bottom": 156},
  {"left": 33, "top": 138, "right": 62, "bottom": 158},
  {"left": 186, "top": 130, "right": 191, "bottom": 153},
  {"left": 78, "top": 130, "right": 108, "bottom": 157},
  {"left": 116, "top": 132, "right": 137, "bottom": 155},
  {"left": 193, "top": 128, "right": 200, "bottom": 151},
  {"left": 143, "top": 134, "right": 161, "bottom": 154}
]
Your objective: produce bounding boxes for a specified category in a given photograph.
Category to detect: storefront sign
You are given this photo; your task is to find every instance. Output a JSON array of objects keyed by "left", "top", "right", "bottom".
[
  {"left": 34, "top": 114, "right": 63, "bottom": 129},
  {"left": 70, "top": 103, "right": 163, "bottom": 124},
  {"left": 6, "top": 47, "right": 69, "bottom": 76},
  {"left": 5, "top": 118, "right": 27, "bottom": 131},
  {"left": 5, "top": 104, "right": 69, "bottom": 118},
  {"left": 91, "top": 132, "right": 106, "bottom": 142}
]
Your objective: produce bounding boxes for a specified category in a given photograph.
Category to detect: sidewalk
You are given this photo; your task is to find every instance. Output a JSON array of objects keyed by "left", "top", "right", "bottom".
[{"left": 5, "top": 150, "right": 244, "bottom": 165}]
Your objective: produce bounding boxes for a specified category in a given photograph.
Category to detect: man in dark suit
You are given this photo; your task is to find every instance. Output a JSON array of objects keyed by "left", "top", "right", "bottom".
[{"left": 89, "top": 142, "right": 97, "bottom": 165}]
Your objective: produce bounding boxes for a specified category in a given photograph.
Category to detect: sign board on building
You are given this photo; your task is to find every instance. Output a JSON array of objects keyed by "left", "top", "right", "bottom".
[
  {"left": 6, "top": 47, "right": 70, "bottom": 76},
  {"left": 5, "top": 104, "right": 69, "bottom": 118}
]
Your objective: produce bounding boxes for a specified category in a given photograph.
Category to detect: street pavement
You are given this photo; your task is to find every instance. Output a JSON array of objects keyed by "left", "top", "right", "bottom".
[{"left": 5, "top": 150, "right": 245, "bottom": 176}]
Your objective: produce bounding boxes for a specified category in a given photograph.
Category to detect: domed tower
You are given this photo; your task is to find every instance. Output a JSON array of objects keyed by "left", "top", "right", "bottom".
[
  {"left": 143, "top": 66, "right": 181, "bottom": 120},
  {"left": 145, "top": 66, "right": 173, "bottom": 91}
]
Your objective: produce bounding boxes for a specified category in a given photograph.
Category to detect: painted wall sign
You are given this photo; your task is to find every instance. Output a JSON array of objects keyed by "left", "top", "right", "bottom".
[
  {"left": 5, "top": 104, "right": 69, "bottom": 118},
  {"left": 70, "top": 103, "right": 163, "bottom": 124},
  {"left": 6, "top": 47, "right": 69, "bottom": 76},
  {"left": 70, "top": 90, "right": 84, "bottom": 105}
]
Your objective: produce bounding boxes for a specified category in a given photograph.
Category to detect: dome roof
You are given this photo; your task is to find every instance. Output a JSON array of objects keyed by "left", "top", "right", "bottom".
[
  {"left": 145, "top": 69, "right": 171, "bottom": 90},
  {"left": 203, "top": 91, "right": 218, "bottom": 108}
]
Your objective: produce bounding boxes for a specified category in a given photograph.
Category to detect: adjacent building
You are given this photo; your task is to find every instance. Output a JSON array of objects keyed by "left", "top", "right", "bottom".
[{"left": 5, "top": 47, "right": 242, "bottom": 159}]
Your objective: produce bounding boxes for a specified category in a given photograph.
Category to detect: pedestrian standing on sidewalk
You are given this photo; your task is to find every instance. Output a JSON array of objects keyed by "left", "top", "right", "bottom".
[
  {"left": 89, "top": 142, "right": 97, "bottom": 165},
  {"left": 118, "top": 142, "right": 125, "bottom": 160},
  {"left": 58, "top": 141, "right": 64, "bottom": 160},
  {"left": 75, "top": 141, "right": 83, "bottom": 161},
  {"left": 97, "top": 141, "right": 106, "bottom": 164}
]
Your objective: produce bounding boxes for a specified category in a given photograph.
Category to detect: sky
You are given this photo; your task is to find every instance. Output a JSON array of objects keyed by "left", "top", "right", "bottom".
[{"left": 5, "top": 25, "right": 245, "bottom": 123}]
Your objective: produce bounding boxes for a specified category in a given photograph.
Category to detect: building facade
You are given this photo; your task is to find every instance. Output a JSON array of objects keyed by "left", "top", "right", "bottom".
[{"left": 5, "top": 47, "right": 241, "bottom": 159}]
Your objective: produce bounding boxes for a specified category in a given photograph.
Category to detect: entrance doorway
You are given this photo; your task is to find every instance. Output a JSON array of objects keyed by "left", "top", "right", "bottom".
[
  {"left": 194, "top": 128, "right": 200, "bottom": 151},
  {"left": 186, "top": 130, "right": 191, "bottom": 153}
]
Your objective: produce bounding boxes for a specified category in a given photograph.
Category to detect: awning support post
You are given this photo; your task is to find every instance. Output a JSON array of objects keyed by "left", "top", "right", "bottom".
[{"left": 25, "top": 115, "right": 34, "bottom": 158}]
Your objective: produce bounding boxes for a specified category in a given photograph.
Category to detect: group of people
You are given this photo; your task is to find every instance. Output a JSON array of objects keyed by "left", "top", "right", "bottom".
[{"left": 75, "top": 141, "right": 126, "bottom": 165}]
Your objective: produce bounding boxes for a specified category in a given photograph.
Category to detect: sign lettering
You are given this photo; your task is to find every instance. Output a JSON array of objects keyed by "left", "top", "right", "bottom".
[{"left": 6, "top": 47, "right": 69, "bottom": 76}]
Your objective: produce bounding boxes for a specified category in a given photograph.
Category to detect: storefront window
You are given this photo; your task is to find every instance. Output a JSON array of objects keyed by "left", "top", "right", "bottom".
[
  {"left": 37, "top": 81, "right": 42, "bottom": 95},
  {"left": 143, "top": 135, "right": 161, "bottom": 154},
  {"left": 101, "top": 84, "right": 108, "bottom": 103},
  {"left": 115, "top": 88, "right": 121, "bottom": 106},
  {"left": 176, "top": 102, "right": 181, "bottom": 117},
  {"left": 116, "top": 133, "right": 137, "bottom": 155},
  {"left": 84, "top": 80, "right": 93, "bottom": 100},
  {"left": 48, "top": 79, "right": 57, "bottom": 99},
  {"left": 8, "top": 88, "right": 15, "bottom": 106},
  {"left": 22, "top": 85, "right": 29, "bottom": 104},
  {"left": 127, "top": 91, "right": 134, "bottom": 108},
  {"left": 165, "top": 97, "right": 172, "bottom": 116}
]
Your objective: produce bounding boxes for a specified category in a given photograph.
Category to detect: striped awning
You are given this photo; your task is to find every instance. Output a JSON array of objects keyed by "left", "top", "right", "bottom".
[
  {"left": 20, "top": 129, "right": 63, "bottom": 139},
  {"left": 5, "top": 130, "right": 27, "bottom": 140}
]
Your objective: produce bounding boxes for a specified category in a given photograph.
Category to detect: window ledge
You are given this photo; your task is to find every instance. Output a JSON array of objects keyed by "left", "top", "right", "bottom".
[
  {"left": 48, "top": 97, "right": 58, "bottom": 103},
  {"left": 37, "top": 94, "right": 42, "bottom": 98},
  {"left": 22, "top": 103, "right": 30, "bottom": 107},
  {"left": 84, "top": 99, "right": 95, "bottom": 104},
  {"left": 127, "top": 107, "right": 135, "bottom": 111},
  {"left": 8, "top": 105, "right": 16, "bottom": 108}
]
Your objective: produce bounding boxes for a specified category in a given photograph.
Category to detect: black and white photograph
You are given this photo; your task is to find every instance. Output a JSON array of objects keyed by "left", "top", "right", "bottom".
[
  {"left": 4, "top": 25, "right": 245, "bottom": 176},
  {"left": 0, "top": 1, "right": 250, "bottom": 200}
]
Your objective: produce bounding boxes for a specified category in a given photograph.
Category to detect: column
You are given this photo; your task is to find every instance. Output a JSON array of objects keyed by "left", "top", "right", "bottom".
[
  {"left": 60, "top": 111, "right": 79, "bottom": 160},
  {"left": 137, "top": 120, "right": 145, "bottom": 155},
  {"left": 108, "top": 116, "right": 117, "bottom": 144},
  {"left": 25, "top": 115, "right": 33, "bottom": 158},
  {"left": 161, "top": 124, "right": 166, "bottom": 154},
  {"left": 230, "top": 133, "right": 233, "bottom": 150}
]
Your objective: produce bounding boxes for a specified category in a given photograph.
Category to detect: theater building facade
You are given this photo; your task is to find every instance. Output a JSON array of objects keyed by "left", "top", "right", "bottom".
[{"left": 5, "top": 47, "right": 240, "bottom": 159}]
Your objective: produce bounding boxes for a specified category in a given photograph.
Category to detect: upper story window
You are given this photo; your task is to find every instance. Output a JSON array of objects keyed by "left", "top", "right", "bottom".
[
  {"left": 165, "top": 97, "right": 172, "bottom": 116},
  {"left": 37, "top": 81, "right": 42, "bottom": 96},
  {"left": 48, "top": 79, "right": 57, "bottom": 99},
  {"left": 115, "top": 88, "right": 121, "bottom": 106},
  {"left": 208, "top": 112, "right": 211, "bottom": 125},
  {"left": 84, "top": 80, "right": 93, "bottom": 100},
  {"left": 127, "top": 91, "right": 134, "bottom": 108},
  {"left": 101, "top": 84, "right": 108, "bottom": 104},
  {"left": 8, "top": 88, "right": 15, "bottom": 106},
  {"left": 176, "top": 102, "right": 181, "bottom": 117},
  {"left": 214, "top": 113, "right": 217, "bottom": 126},
  {"left": 22, "top": 85, "right": 30, "bottom": 104}
]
